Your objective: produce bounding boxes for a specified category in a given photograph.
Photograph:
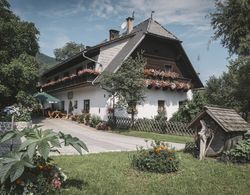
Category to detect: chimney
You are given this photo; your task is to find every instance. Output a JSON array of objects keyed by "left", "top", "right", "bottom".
[
  {"left": 109, "top": 29, "right": 119, "bottom": 41},
  {"left": 126, "top": 16, "right": 134, "bottom": 34}
]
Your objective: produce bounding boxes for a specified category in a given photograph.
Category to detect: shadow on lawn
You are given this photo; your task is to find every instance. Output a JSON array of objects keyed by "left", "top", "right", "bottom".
[{"left": 62, "top": 179, "right": 88, "bottom": 190}]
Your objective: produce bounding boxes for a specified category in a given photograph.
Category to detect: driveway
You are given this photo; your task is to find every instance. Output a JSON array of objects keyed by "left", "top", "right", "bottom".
[{"left": 35, "top": 118, "right": 185, "bottom": 155}]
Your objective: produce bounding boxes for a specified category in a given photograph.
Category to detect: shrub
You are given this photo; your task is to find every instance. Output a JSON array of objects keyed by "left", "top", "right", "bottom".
[
  {"left": 0, "top": 126, "right": 88, "bottom": 194},
  {"left": 1, "top": 105, "right": 31, "bottom": 122},
  {"left": 96, "top": 122, "right": 109, "bottom": 130},
  {"left": 84, "top": 113, "right": 91, "bottom": 125},
  {"left": 131, "top": 141, "right": 179, "bottom": 173},
  {"left": 221, "top": 139, "right": 250, "bottom": 163},
  {"left": 90, "top": 114, "right": 101, "bottom": 128},
  {"left": 77, "top": 114, "right": 85, "bottom": 123}
]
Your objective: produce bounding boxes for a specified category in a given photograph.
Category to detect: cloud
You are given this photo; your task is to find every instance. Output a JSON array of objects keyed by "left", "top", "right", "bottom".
[
  {"left": 39, "top": 0, "right": 86, "bottom": 17},
  {"left": 89, "top": 0, "right": 120, "bottom": 18},
  {"left": 87, "top": 0, "right": 214, "bottom": 31},
  {"left": 39, "top": 34, "right": 71, "bottom": 56}
]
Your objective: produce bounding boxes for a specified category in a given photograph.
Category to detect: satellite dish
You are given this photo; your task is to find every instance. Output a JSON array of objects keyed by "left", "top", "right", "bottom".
[{"left": 121, "top": 21, "right": 127, "bottom": 30}]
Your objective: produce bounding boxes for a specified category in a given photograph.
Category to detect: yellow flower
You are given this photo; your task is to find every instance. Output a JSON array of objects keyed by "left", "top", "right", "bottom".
[{"left": 154, "top": 147, "right": 161, "bottom": 154}]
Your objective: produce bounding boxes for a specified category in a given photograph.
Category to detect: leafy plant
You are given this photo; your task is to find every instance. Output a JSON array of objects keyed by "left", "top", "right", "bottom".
[
  {"left": 131, "top": 141, "right": 179, "bottom": 173},
  {"left": 0, "top": 105, "right": 31, "bottom": 122},
  {"left": 221, "top": 139, "right": 250, "bottom": 163},
  {"left": 0, "top": 126, "right": 88, "bottom": 193},
  {"left": 90, "top": 114, "right": 101, "bottom": 128}
]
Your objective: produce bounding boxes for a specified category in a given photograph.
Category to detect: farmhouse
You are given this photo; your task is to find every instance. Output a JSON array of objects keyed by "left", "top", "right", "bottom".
[{"left": 40, "top": 17, "right": 203, "bottom": 120}]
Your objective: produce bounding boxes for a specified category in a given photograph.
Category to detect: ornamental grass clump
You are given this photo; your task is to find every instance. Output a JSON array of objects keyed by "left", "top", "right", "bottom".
[{"left": 131, "top": 141, "right": 179, "bottom": 173}]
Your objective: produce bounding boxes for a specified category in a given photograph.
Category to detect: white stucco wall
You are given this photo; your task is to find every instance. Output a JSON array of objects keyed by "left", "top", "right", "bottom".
[
  {"left": 51, "top": 86, "right": 110, "bottom": 120},
  {"left": 49, "top": 85, "right": 192, "bottom": 121},
  {"left": 138, "top": 89, "right": 191, "bottom": 120}
]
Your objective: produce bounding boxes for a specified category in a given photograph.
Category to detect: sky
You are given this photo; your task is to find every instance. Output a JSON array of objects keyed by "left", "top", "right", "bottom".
[{"left": 9, "top": 0, "right": 231, "bottom": 84}]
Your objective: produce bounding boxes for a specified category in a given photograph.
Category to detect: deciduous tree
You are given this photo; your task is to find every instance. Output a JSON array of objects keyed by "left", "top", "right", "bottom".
[
  {"left": 100, "top": 51, "right": 146, "bottom": 125},
  {"left": 0, "top": 0, "right": 40, "bottom": 108},
  {"left": 54, "top": 42, "right": 85, "bottom": 61}
]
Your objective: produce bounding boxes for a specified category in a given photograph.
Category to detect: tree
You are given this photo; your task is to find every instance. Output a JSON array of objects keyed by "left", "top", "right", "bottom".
[
  {"left": 0, "top": 54, "right": 39, "bottom": 108},
  {"left": 0, "top": 0, "right": 40, "bottom": 109},
  {"left": 54, "top": 42, "right": 85, "bottom": 61},
  {"left": 171, "top": 91, "right": 207, "bottom": 123},
  {"left": 100, "top": 51, "right": 146, "bottom": 125},
  {"left": 208, "top": 0, "right": 250, "bottom": 119},
  {"left": 210, "top": 0, "right": 250, "bottom": 56},
  {"left": 0, "top": 0, "right": 39, "bottom": 65}
]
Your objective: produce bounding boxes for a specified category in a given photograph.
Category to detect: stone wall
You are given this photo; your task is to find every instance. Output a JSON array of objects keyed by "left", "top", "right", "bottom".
[{"left": 0, "top": 121, "right": 32, "bottom": 155}]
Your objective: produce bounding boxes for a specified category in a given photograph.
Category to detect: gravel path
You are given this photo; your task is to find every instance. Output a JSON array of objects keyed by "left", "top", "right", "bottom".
[{"left": 35, "top": 118, "right": 185, "bottom": 155}]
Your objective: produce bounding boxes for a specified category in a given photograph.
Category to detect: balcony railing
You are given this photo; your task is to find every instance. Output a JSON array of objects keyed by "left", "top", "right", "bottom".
[{"left": 42, "top": 69, "right": 100, "bottom": 91}]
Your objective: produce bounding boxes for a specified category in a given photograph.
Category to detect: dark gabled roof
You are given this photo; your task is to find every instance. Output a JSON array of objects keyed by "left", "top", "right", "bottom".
[
  {"left": 43, "top": 17, "right": 202, "bottom": 88},
  {"left": 42, "top": 33, "right": 135, "bottom": 77},
  {"left": 189, "top": 106, "right": 250, "bottom": 132}
]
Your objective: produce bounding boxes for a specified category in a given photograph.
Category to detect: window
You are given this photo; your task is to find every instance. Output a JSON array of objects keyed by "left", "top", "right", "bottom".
[
  {"left": 87, "top": 62, "right": 95, "bottom": 70},
  {"left": 158, "top": 100, "right": 165, "bottom": 113},
  {"left": 83, "top": 99, "right": 90, "bottom": 113},
  {"left": 164, "top": 65, "right": 172, "bottom": 72},
  {"left": 179, "top": 100, "right": 187, "bottom": 108},
  {"left": 74, "top": 100, "right": 78, "bottom": 109}
]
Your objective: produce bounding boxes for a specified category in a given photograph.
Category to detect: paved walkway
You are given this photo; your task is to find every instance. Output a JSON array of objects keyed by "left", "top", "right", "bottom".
[{"left": 35, "top": 118, "right": 185, "bottom": 155}]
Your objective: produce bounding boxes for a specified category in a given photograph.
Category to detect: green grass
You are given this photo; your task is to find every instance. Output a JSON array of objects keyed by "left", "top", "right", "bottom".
[
  {"left": 54, "top": 152, "right": 250, "bottom": 195},
  {"left": 111, "top": 130, "right": 193, "bottom": 143}
]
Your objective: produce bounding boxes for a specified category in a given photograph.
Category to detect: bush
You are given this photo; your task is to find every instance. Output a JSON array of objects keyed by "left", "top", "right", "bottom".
[
  {"left": 96, "top": 122, "right": 109, "bottom": 130},
  {"left": 77, "top": 114, "right": 85, "bottom": 123},
  {"left": 131, "top": 141, "right": 179, "bottom": 173},
  {"left": 0, "top": 105, "right": 31, "bottom": 122},
  {"left": 0, "top": 126, "right": 88, "bottom": 194},
  {"left": 84, "top": 113, "right": 91, "bottom": 125},
  {"left": 221, "top": 139, "right": 250, "bottom": 163},
  {"left": 90, "top": 114, "right": 101, "bottom": 128}
]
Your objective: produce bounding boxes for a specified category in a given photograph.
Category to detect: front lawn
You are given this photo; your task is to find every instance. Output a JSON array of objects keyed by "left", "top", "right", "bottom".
[
  {"left": 111, "top": 130, "right": 193, "bottom": 143},
  {"left": 54, "top": 152, "right": 250, "bottom": 194}
]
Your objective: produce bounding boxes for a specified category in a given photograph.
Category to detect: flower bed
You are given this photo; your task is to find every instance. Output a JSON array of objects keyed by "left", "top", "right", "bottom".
[{"left": 131, "top": 141, "right": 179, "bottom": 173}]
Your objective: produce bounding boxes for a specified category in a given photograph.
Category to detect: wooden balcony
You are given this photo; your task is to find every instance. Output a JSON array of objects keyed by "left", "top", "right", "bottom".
[{"left": 42, "top": 72, "right": 99, "bottom": 92}]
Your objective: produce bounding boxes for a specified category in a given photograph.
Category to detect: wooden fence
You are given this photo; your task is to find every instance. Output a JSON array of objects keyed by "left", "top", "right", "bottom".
[{"left": 108, "top": 116, "right": 194, "bottom": 136}]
